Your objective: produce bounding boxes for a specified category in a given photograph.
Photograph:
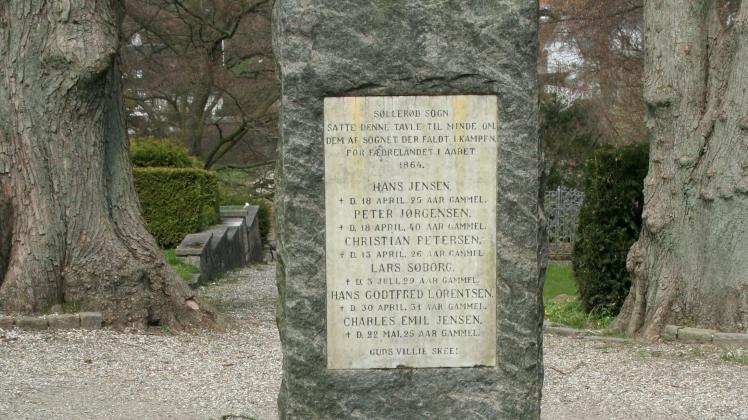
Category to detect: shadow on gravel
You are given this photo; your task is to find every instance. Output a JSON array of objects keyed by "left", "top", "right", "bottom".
[{"left": 198, "top": 264, "right": 277, "bottom": 324}]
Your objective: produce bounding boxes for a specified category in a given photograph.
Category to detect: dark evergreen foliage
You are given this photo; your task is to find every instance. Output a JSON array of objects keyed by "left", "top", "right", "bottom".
[
  {"left": 130, "top": 137, "right": 202, "bottom": 169},
  {"left": 133, "top": 168, "right": 220, "bottom": 248},
  {"left": 572, "top": 142, "right": 649, "bottom": 315}
]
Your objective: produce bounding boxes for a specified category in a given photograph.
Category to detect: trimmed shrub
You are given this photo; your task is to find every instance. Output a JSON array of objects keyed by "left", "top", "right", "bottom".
[
  {"left": 251, "top": 198, "right": 272, "bottom": 245},
  {"left": 133, "top": 168, "right": 220, "bottom": 248},
  {"left": 572, "top": 142, "right": 649, "bottom": 315},
  {"left": 131, "top": 136, "right": 202, "bottom": 169}
]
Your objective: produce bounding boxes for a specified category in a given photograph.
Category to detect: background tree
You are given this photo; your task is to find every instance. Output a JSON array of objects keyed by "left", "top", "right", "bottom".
[
  {"left": 540, "top": 0, "right": 645, "bottom": 144},
  {"left": 122, "top": 0, "right": 278, "bottom": 168},
  {"left": 541, "top": 95, "right": 600, "bottom": 189},
  {"left": 616, "top": 0, "right": 748, "bottom": 339},
  {"left": 0, "top": 0, "right": 213, "bottom": 328}
]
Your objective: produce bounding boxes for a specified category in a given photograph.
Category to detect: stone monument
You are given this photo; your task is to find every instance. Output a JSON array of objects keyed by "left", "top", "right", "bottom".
[{"left": 273, "top": 1, "right": 544, "bottom": 418}]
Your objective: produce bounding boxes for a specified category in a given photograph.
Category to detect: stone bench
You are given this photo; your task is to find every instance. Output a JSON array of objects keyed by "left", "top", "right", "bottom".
[{"left": 175, "top": 204, "right": 263, "bottom": 286}]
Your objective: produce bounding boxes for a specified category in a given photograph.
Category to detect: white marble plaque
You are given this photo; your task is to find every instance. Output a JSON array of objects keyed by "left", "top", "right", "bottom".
[{"left": 325, "top": 95, "right": 498, "bottom": 369}]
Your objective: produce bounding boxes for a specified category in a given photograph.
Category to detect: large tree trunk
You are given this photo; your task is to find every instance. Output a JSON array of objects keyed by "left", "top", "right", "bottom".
[
  {"left": 0, "top": 1, "right": 215, "bottom": 328},
  {"left": 617, "top": 0, "right": 748, "bottom": 339}
]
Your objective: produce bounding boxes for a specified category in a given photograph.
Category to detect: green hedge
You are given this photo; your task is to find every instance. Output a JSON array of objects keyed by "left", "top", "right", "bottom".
[
  {"left": 133, "top": 168, "right": 220, "bottom": 248},
  {"left": 131, "top": 136, "right": 202, "bottom": 169},
  {"left": 572, "top": 143, "right": 649, "bottom": 315}
]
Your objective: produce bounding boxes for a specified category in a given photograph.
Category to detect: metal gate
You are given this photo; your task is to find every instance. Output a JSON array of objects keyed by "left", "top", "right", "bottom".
[{"left": 545, "top": 187, "right": 585, "bottom": 259}]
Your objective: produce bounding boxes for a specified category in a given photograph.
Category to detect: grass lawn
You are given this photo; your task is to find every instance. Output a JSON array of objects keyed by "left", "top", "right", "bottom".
[
  {"left": 544, "top": 263, "right": 577, "bottom": 301},
  {"left": 543, "top": 262, "right": 614, "bottom": 330},
  {"left": 162, "top": 249, "right": 200, "bottom": 282}
]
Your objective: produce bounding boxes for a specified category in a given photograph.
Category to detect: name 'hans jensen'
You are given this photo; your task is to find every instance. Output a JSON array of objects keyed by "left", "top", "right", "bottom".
[{"left": 372, "top": 181, "right": 451, "bottom": 192}]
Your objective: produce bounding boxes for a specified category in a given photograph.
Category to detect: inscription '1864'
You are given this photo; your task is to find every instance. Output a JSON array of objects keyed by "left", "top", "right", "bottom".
[{"left": 325, "top": 96, "right": 498, "bottom": 369}]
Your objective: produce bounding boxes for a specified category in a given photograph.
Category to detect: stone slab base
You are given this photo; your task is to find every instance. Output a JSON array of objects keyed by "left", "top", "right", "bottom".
[{"left": 0, "top": 312, "right": 103, "bottom": 331}]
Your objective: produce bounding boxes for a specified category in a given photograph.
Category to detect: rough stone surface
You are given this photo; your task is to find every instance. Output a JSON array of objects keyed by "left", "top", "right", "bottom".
[
  {"left": 47, "top": 314, "right": 80, "bottom": 330},
  {"left": 713, "top": 332, "right": 748, "bottom": 348},
  {"left": 273, "top": 1, "right": 543, "bottom": 418},
  {"left": 0, "top": 315, "right": 13, "bottom": 330},
  {"left": 15, "top": 316, "right": 47, "bottom": 331},
  {"left": 176, "top": 206, "right": 264, "bottom": 284},
  {"left": 678, "top": 327, "right": 715, "bottom": 344},
  {"left": 662, "top": 325, "right": 680, "bottom": 341},
  {"left": 79, "top": 313, "right": 102, "bottom": 330},
  {"left": 246, "top": 211, "right": 264, "bottom": 263},
  {"left": 175, "top": 231, "right": 212, "bottom": 257}
]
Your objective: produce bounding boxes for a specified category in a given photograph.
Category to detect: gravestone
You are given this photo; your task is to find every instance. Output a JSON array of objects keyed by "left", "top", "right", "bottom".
[{"left": 273, "top": 1, "right": 544, "bottom": 419}]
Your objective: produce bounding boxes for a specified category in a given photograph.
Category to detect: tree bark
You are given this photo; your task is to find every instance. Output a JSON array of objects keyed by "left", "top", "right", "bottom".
[
  {"left": 0, "top": 1, "right": 215, "bottom": 328},
  {"left": 616, "top": 0, "right": 748, "bottom": 339}
]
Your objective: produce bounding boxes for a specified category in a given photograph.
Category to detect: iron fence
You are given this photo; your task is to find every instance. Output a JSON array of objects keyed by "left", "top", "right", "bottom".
[{"left": 545, "top": 186, "right": 585, "bottom": 258}]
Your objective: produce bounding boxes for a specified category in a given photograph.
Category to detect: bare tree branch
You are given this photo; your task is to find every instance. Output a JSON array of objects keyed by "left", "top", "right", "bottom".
[{"left": 122, "top": 0, "right": 278, "bottom": 164}]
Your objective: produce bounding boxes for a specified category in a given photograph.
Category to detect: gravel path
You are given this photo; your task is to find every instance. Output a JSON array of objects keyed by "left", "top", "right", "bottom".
[
  {"left": 542, "top": 335, "right": 748, "bottom": 419},
  {"left": 1, "top": 262, "right": 746, "bottom": 419},
  {"left": 0, "top": 263, "right": 281, "bottom": 420}
]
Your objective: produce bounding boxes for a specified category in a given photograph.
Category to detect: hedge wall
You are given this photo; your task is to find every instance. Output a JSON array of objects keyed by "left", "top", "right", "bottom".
[
  {"left": 572, "top": 142, "right": 649, "bottom": 315},
  {"left": 131, "top": 136, "right": 202, "bottom": 168},
  {"left": 133, "top": 168, "right": 220, "bottom": 248}
]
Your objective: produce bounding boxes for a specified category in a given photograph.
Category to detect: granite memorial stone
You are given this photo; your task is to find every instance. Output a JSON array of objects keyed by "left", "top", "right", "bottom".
[{"left": 274, "top": 1, "right": 544, "bottom": 418}]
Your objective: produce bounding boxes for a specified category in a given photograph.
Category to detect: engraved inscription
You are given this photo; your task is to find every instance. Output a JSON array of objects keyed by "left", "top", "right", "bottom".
[{"left": 325, "top": 95, "right": 498, "bottom": 369}]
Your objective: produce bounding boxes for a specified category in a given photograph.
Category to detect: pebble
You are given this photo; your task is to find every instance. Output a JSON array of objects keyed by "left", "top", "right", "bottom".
[
  {"left": 1, "top": 262, "right": 746, "bottom": 419},
  {"left": 0, "top": 263, "right": 281, "bottom": 420},
  {"left": 542, "top": 334, "right": 748, "bottom": 419}
]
